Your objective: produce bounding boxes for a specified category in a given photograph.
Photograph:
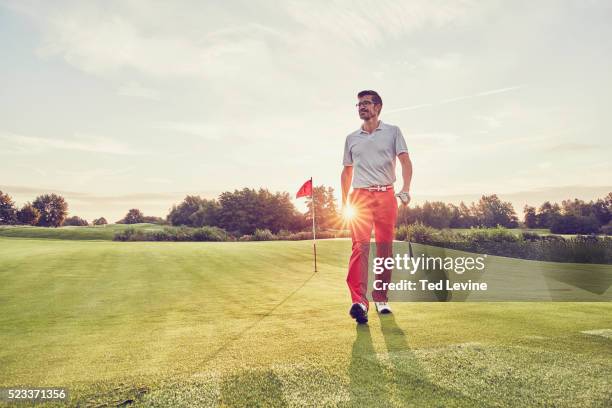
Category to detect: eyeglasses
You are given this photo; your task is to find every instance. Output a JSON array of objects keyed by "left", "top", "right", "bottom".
[{"left": 355, "top": 101, "right": 376, "bottom": 108}]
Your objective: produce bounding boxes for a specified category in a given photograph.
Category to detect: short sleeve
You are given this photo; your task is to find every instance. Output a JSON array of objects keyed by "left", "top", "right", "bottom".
[
  {"left": 343, "top": 136, "right": 353, "bottom": 166},
  {"left": 395, "top": 127, "right": 409, "bottom": 155}
]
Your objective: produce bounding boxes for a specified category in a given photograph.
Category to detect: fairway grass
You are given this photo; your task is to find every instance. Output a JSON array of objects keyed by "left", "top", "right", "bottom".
[
  {"left": 0, "top": 238, "right": 611, "bottom": 407},
  {"left": 0, "top": 223, "right": 163, "bottom": 241}
]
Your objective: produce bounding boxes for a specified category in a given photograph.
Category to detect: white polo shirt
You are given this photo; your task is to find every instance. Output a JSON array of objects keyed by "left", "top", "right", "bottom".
[{"left": 342, "top": 121, "right": 408, "bottom": 188}]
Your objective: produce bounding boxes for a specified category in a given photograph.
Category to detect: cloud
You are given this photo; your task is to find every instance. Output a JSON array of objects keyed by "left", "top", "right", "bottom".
[
  {"left": 0, "top": 184, "right": 218, "bottom": 204},
  {"left": 545, "top": 143, "right": 601, "bottom": 153},
  {"left": 0, "top": 131, "right": 139, "bottom": 155},
  {"left": 386, "top": 85, "right": 525, "bottom": 114},
  {"left": 283, "top": 0, "right": 483, "bottom": 47},
  {"left": 418, "top": 53, "right": 465, "bottom": 72},
  {"left": 22, "top": 5, "right": 284, "bottom": 79},
  {"left": 153, "top": 122, "right": 225, "bottom": 140},
  {"left": 4, "top": 0, "right": 486, "bottom": 81},
  {"left": 538, "top": 162, "right": 552, "bottom": 169},
  {"left": 473, "top": 114, "right": 503, "bottom": 129},
  {"left": 37, "top": 15, "right": 208, "bottom": 77},
  {"left": 55, "top": 167, "right": 136, "bottom": 186},
  {"left": 2, "top": 0, "right": 503, "bottom": 122},
  {"left": 15, "top": 164, "right": 48, "bottom": 177},
  {"left": 385, "top": 103, "right": 434, "bottom": 114},
  {"left": 409, "top": 132, "right": 460, "bottom": 148},
  {"left": 440, "top": 85, "right": 525, "bottom": 104},
  {"left": 117, "top": 82, "right": 160, "bottom": 100},
  {"left": 468, "top": 135, "right": 552, "bottom": 152},
  {"left": 144, "top": 177, "right": 171, "bottom": 184}
]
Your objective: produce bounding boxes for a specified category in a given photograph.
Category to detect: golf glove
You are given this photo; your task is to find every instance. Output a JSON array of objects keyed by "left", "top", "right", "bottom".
[{"left": 395, "top": 191, "right": 411, "bottom": 205}]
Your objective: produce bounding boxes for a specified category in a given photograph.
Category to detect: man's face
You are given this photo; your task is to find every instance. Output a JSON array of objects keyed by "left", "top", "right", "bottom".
[{"left": 357, "top": 95, "right": 380, "bottom": 120}]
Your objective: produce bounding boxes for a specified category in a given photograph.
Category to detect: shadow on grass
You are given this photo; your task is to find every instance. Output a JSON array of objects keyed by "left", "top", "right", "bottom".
[
  {"left": 348, "top": 314, "right": 477, "bottom": 407},
  {"left": 219, "top": 369, "right": 287, "bottom": 407},
  {"left": 348, "top": 324, "right": 392, "bottom": 406}
]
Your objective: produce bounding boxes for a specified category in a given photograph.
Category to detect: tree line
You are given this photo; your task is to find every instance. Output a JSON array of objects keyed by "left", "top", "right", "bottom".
[
  {"left": 0, "top": 190, "right": 119, "bottom": 227},
  {"left": 398, "top": 193, "right": 612, "bottom": 234},
  {"left": 165, "top": 186, "right": 338, "bottom": 235},
  {"left": 397, "top": 194, "right": 519, "bottom": 229},
  {"left": 523, "top": 194, "right": 612, "bottom": 234},
  {"left": 1, "top": 191, "right": 69, "bottom": 227},
  {"left": 2, "top": 188, "right": 610, "bottom": 235},
  {"left": 0, "top": 187, "right": 339, "bottom": 235}
]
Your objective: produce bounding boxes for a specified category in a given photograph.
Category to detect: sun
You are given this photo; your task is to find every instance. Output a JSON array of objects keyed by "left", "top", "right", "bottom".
[{"left": 342, "top": 204, "right": 356, "bottom": 220}]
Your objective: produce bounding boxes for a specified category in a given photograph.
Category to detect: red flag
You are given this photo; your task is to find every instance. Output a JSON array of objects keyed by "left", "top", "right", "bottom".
[{"left": 296, "top": 179, "right": 312, "bottom": 198}]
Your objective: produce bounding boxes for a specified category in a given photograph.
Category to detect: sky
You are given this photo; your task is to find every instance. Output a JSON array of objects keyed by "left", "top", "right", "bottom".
[{"left": 1, "top": 0, "right": 611, "bottom": 222}]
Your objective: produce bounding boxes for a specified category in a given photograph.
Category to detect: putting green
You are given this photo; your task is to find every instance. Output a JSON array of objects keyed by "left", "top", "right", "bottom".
[{"left": 0, "top": 237, "right": 610, "bottom": 407}]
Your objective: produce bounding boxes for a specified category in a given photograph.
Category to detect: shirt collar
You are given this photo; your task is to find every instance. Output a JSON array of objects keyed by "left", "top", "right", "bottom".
[{"left": 359, "top": 120, "right": 385, "bottom": 134}]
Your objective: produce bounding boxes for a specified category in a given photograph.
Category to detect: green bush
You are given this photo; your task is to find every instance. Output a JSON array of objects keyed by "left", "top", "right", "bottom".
[
  {"left": 395, "top": 225, "right": 409, "bottom": 241},
  {"left": 464, "top": 226, "right": 518, "bottom": 244},
  {"left": 253, "top": 229, "right": 276, "bottom": 241},
  {"left": 599, "top": 222, "right": 612, "bottom": 236},
  {"left": 283, "top": 230, "right": 349, "bottom": 240},
  {"left": 276, "top": 229, "right": 292, "bottom": 240},
  {"left": 114, "top": 226, "right": 231, "bottom": 242},
  {"left": 93, "top": 217, "right": 108, "bottom": 226},
  {"left": 113, "top": 226, "right": 348, "bottom": 242},
  {"left": 114, "top": 228, "right": 142, "bottom": 241},
  {"left": 395, "top": 224, "right": 612, "bottom": 264},
  {"left": 520, "top": 231, "right": 541, "bottom": 241},
  {"left": 63, "top": 216, "right": 89, "bottom": 226},
  {"left": 395, "top": 223, "right": 437, "bottom": 244},
  {"left": 286, "top": 231, "right": 313, "bottom": 240},
  {"left": 550, "top": 214, "right": 600, "bottom": 234}
]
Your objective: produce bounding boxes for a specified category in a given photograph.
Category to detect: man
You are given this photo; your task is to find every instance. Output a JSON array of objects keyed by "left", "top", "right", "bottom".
[{"left": 341, "top": 90, "right": 412, "bottom": 324}]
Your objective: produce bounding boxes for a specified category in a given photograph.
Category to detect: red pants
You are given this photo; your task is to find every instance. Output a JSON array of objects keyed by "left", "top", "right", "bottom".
[{"left": 347, "top": 188, "right": 397, "bottom": 310}]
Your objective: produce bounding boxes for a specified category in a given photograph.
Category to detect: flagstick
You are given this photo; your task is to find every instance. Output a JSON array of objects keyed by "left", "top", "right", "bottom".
[{"left": 311, "top": 177, "right": 317, "bottom": 272}]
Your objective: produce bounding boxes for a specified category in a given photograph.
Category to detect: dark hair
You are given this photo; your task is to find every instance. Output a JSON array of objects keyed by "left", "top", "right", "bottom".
[{"left": 357, "top": 90, "right": 382, "bottom": 105}]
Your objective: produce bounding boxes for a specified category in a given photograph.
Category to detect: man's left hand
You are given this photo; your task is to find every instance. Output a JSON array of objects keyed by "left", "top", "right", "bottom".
[{"left": 395, "top": 191, "right": 411, "bottom": 206}]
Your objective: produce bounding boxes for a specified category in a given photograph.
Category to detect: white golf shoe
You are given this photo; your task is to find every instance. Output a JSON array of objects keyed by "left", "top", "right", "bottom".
[{"left": 375, "top": 302, "right": 392, "bottom": 314}]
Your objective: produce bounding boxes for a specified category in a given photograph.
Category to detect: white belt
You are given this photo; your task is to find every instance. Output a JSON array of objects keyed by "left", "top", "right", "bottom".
[{"left": 360, "top": 185, "right": 393, "bottom": 192}]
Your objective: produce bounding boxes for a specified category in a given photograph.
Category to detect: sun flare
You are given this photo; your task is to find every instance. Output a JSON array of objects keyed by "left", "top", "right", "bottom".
[{"left": 342, "top": 204, "right": 356, "bottom": 220}]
